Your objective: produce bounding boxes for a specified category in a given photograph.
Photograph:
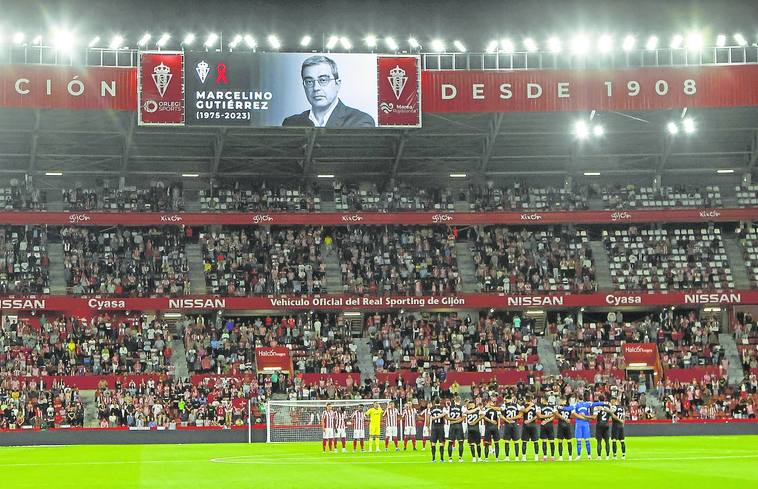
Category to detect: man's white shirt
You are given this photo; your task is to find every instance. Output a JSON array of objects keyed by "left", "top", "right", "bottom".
[{"left": 308, "top": 98, "right": 340, "bottom": 127}]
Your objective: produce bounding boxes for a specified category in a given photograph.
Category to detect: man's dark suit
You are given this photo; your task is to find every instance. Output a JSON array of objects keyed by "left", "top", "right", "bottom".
[{"left": 282, "top": 100, "right": 376, "bottom": 128}]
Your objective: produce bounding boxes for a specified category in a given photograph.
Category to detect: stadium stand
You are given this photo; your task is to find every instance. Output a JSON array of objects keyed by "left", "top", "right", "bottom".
[
  {"left": 199, "top": 183, "right": 320, "bottom": 212},
  {"left": 333, "top": 181, "right": 455, "bottom": 212},
  {"left": 0, "top": 181, "right": 44, "bottom": 210},
  {"left": 0, "top": 225, "right": 49, "bottom": 295},
  {"left": 466, "top": 183, "right": 590, "bottom": 211},
  {"left": 62, "top": 182, "right": 183, "bottom": 212},
  {"left": 736, "top": 183, "right": 758, "bottom": 208},
  {"left": 0, "top": 377, "right": 84, "bottom": 429},
  {"left": 200, "top": 227, "right": 327, "bottom": 295},
  {"left": 600, "top": 184, "right": 722, "bottom": 209},
  {"left": 62, "top": 226, "right": 190, "bottom": 296},
  {"left": 335, "top": 226, "right": 459, "bottom": 295}
]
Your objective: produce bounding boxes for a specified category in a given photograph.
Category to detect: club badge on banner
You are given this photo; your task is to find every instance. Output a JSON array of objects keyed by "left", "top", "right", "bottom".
[
  {"left": 138, "top": 51, "right": 185, "bottom": 125},
  {"left": 377, "top": 56, "right": 421, "bottom": 127}
]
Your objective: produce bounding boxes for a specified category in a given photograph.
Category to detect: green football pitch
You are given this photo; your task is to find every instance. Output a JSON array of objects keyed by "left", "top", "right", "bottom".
[{"left": 0, "top": 436, "right": 756, "bottom": 489}]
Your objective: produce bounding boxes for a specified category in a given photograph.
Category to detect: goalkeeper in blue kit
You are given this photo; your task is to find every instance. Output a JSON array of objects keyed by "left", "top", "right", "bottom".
[{"left": 561, "top": 392, "right": 608, "bottom": 460}]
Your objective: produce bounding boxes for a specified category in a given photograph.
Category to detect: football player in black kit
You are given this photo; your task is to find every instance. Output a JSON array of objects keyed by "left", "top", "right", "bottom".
[
  {"left": 595, "top": 395, "right": 612, "bottom": 460},
  {"left": 520, "top": 393, "right": 541, "bottom": 462},
  {"left": 610, "top": 397, "right": 627, "bottom": 460},
  {"left": 465, "top": 400, "right": 483, "bottom": 462},
  {"left": 538, "top": 397, "right": 557, "bottom": 462},
  {"left": 482, "top": 399, "right": 501, "bottom": 462},
  {"left": 429, "top": 398, "right": 447, "bottom": 463},
  {"left": 500, "top": 393, "right": 521, "bottom": 462},
  {"left": 555, "top": 397, "right": 575, "bottom": 461},
  {"left": 446, "top": 395, "right": 466, "bottom": 463}
]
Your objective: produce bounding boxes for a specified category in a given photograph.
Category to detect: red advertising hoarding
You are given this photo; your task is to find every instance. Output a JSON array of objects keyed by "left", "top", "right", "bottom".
[
  {"left": 138, "top": 51, "right": 185, "bottom": 125},
  {"left": 0, "top": 290, "right": 755, "bottom": 313},
  {"left": 255, "top": 347, "right": 293, "bottom": 374},
  {"left": 377, "top": 55, "right": 421, "bottom": 127},
  {"left": 623, "top": 343, "right": 660, "bottom": 367},
  {"left": 0, "top": 64, "right": 136, "bottom": 110},
  {"left": 0, "top": 207, "right": 754, "bottom": 227},
  {"left": 422, "top": 64, "right": 758, "bottom": 113}
]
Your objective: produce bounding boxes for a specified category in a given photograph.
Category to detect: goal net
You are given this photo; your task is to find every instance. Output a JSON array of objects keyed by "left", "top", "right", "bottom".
[{"left": 266, "top": 399, "right": 393, "bottom": 443}]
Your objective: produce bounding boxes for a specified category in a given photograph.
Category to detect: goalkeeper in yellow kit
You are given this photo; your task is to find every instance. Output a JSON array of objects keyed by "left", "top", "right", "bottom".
[{"left": 365, "top": 402, "right": 384, "bottom": 452}]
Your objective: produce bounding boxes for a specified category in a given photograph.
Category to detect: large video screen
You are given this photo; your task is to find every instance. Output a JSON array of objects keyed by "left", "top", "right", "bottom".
[{"left": 184, "top": 52, "right": 420, "bottom": 128}]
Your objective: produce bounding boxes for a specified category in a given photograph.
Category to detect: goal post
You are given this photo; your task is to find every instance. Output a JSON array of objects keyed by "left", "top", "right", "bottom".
[{"left": 265, "top": 399, "right": 393, "bottom": 443}]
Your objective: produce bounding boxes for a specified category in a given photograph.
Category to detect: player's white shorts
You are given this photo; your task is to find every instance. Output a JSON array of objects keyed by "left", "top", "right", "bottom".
[
  {"left": 404, "top": 425, "right": 416, "bottom": 437},
  {"left": 323, "top": 428, "right": 334, "bottom": 439},
  {"left": 386, "top": 426, "right": 398, "bottom": 438},
  {"left": 422, "top": 426, "right": 430, "bottom": 438},
  {"left": 444, "top": 425, "right": 450, "bottom": 438},
  {"left": 336, "top": 428, "right": 346, "bottom": 438},
  {"left": 353, "top": 429, "right": 365, "bottom": 439}
]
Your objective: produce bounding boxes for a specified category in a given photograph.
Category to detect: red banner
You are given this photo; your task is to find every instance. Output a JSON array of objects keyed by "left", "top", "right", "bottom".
[
  {"left": 623, "top": 343, "right": 660, "bottom": 368},
  {"left": 377, "top": 56, "right": 421, "bottom": 127},
  {"left": 0, "top": 290, "right": 755, "bottom": 313},
  {"left": 422, "top": 65, "right": 758, "bottom": 113},
  {"left": 560, "top": 369, "right": 626, "bottom": 382},
  {"left": 0, "top": 65, "right": 136, "bottom": 110},
  {"left": 138, "top": 51, "right": 184, "bottom": 125},
  {"left": 664, "top": 366, "right": 722, "bottom": 382},
  {"left": 0, "top": 207, "right": 754, "bottom": 227},
  {"left": 255, "top": 347, "right": 293, "bottom": 374}
]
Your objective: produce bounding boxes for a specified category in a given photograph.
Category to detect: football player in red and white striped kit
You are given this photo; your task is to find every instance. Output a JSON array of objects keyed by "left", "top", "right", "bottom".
[
  {"left": 421, "top": 401, "right": 432, "bottom": 450},
  {"left": 402, "top": 401, "right": 419, "bottom": 450},
  {"left": 349, "top": 404, "right": 366, "bottom": 452},
  {"left": 335, "top": 406, "right": 348, "bottom": 453},
  {"left": 321, "top": 403, "right": 336, "bottom": 453},
  {"left": 383, "top": 401, "right": 401, "bottom": 451}
]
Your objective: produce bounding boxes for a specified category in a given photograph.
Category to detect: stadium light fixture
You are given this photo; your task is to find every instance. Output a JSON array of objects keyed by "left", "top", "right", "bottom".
[
  {"left": 500, "top": 38, "right": 515, "bottom": 53},
  {"left": 453, "top": 40, "right": 466, "bottom": 52},
  {"left": 229, "top": 34, "right": 242, "bottom": 48},
  {"left": 716, "top": 169, "right": 735, "bottom": 174},
  {"left": 12, "top": 32, "right": 25, "bottom": 45},
  {"left": 183, "top": 33, "right": 196, "bottom": 45},
  {"left": 156, "top": 33, "right": 170, "bottom": 48},
  {"left": 734, "top": 33, "right": 747, "bottom": 46},
  {"left": 317, "top": 174, "right": 335, "bottom": 179},
  {"left": 109, "top": 35, "right": 124, "bottom": 50},
  {"left": 267, "top": 34, "right": 281, "bottom": 50},
  {"left": 326, "top": 35, "right": 339, "bottom": 50},
  {"left": 523, "top": 37, "right": 538, "bottom": 52},
  {"left": 181, "top": 173, "right": 200, "bottom": 178},
  {"left": 137, "top": 33, "right": 151, "bottom": 47},
  {"left": 686, "top": 32, "right": 703, "bottom": 50},
  {"left": 646, "top": 35, "right": 658, "bottom": 50},
  {"left": 682, "top": 117, "right": 695, "bottom": 134},
  {"left": 88, "top": 36, "right": 100, "bottom": 47},
  {"left": 385, "top": 37, "right": 398, "bottom": 51},
  {"left": 574, "top": 120, "right": 590, "bottom": 139},
  {"left": 622, "top": 35, "right": 635, "bottom": 52},
  {"left": 666, "top": 121, "right": 679, "bottom": 135},
  {"left": 593, "top": 125, "right": 605, "bottom": 137},
  {"left": 485, "top": 40, "right": 498, "bottom": 53},
  {"left": 45, "top": 171, "right": 63, "bottom": 176},
  {"left": 339, "top": 36, "right": 352, "bottom": 50},
  {"left": 597, "top": 34, "right": 613, "bottom": 53},
  {"left": 670, "top": 34, "right": 683, "bottom": 49},
  {"left": 547, "top": 36, "right": 562, "bottom": 53},
  {"left": 204, "top": 33, "right": 218, "bottom": 48},
  {"left": 244, "top": 35, "right": 256, "bottom": 49},
  {"left": 431, "top": 39, "right": 445, "bottom": 52},
  {"left": 53, "top": 29, "right": 76, "bottom": 52},
  {"left": 716, "top": 34, "right": 726, "bottom": 47},
  {"left": 299, "top": 35, "right": 311, "bottom": 47},
  {"left": 408, "top": 37, "right": 420, "bottom": 49},
  {"left": 449, "top": 173, "right": 467, "bottom": 178},
  {"left": 31, "top": 35, "right": 42, "bottom": 45},
  {"left": 583, "top": 172, "right": 601, "bottom": 176},
  {"left": 364, "top": 34, "right": 377, "bottom": 48},
  {"left": 570, "top": 34, "right": 590, "bottom": 55}
]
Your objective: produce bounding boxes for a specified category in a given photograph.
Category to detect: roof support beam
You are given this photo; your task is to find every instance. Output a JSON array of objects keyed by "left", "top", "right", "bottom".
[
  {"left": 479, "top": 113, "right": 504, "bottom": 172},
  {"left": 657, "top": 133, "right": 674, "bottom": 172},
  {"left": 390, "top": 130, "right": 410, "bottom": 178},
  {"left": 28, "top": 109, "right": 41, "bottom": 172},
  {"left": 302, "top": 128, "right": 318, "bottom": 175},
  {"left": 211, "top": 128, "right": 227, "bottom": 177},
  {"left": 747, "top": 129, "right": 758, "bottom": 171},
  {"left": 121, "top": 112, "right": 136, "bottom": 173}
]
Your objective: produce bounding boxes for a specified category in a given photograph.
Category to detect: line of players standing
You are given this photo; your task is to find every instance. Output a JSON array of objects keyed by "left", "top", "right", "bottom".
[{"left": 321, "top": 391, "right": 627, "bottom": 462}]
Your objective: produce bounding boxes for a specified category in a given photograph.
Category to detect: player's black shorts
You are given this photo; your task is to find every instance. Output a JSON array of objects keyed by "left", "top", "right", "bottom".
[
  {"left": 483, "top": 425, "right": 500, "bottom": 443},
  {"left": 557, "top": 424, "right": 572, "bottom": 440},
  {"left": 448, "top": 423, "right": 464, "bottom": 442},
  {"left": 540, "top": 424, "right": 555, "bottom": 440},
  {"left": 595, "top": 425, "right": 610, "bottom": 440},
  {"left": 467, "top": 428, "right": 482, "bottom": 444},
  {"left": 431, "top": 425, "right": 446, "bottom": 444},
  {"left": 611, "top": 424, "right": 625, "bottom": 440},
  {"left": 501, "top": 423, "right": 520, "bottom": 441},
  {"left": 521, "top": 424, "right": 539, "bottom": 442}
]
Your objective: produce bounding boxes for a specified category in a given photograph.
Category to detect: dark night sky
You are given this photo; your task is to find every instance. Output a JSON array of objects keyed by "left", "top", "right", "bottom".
[{"left": 1, "top": 0, "right": 756, "bottom": 49}]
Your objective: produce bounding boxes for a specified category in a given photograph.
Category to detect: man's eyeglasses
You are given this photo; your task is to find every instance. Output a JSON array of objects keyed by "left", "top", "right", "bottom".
[{"left": 303, "top": 76, "right": 337, "bottom": 88}]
